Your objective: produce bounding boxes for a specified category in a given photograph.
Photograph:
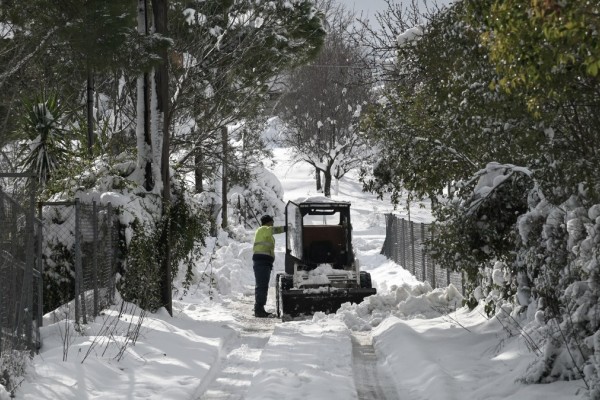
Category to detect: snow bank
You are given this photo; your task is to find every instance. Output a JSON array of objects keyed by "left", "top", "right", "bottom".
[
  {"left": 18, "top": 296, "right": 235, "bottom": 400},
  {"left": 372, "top": 308, "right": 582, "bottom": 400}
]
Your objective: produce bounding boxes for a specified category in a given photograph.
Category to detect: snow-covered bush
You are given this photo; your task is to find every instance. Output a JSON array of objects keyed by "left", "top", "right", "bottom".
[
  {"left": 195, "top": 163, "right": 285, "bottom": 231},
  {"left": 117, "top": 218, "right": 164, "bottom": 310},
  {"left": 429, "top": 163, "right": 531, "bottom": 308},
  {"left": 514, "top": 196, "right": 600, "bottom": 388},
  {"left": 229, "top": 166, "right": 285, "bottom": 228},
  {"left": 118, "top": 184, "right": 209, "bottom": 310},
  {"left": 428, "top": 162, "right": 600, "bottom": 393},
  {"left": 38, "top": 151, "right": 210, "bottom": 312},
  {"left": 0, "top": 350, "right": 29, "bottom": 398}
]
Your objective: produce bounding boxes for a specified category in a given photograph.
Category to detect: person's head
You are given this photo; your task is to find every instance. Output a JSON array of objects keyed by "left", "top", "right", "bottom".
[{"left": 260, "top": 215, "right": 274, "bottom": 226}]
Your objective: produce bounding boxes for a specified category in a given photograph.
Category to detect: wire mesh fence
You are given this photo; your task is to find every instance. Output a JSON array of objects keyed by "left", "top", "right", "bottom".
[
  {"left": 79, "top": 202, "right": 118, "bottom": 319},
  {"left": 381, "top": 214, "right": 464, "bottom": 294},
  {"left": 0, "top": 174, "right": 42, "bottom": 359},
  {"left": 0, "top": 172, "right": 119, "bottom": 391},
  {"left": 39, "top": 200, "right": 118, "bottom": 325}
]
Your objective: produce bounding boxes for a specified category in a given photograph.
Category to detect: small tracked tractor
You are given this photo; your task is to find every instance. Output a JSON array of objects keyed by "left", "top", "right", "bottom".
[{"left": 275, "top": 199, "right": 376, "bottom": 320}]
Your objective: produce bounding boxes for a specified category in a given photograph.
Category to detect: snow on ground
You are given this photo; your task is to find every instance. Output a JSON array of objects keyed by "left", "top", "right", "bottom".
[{"left": 6, "top": 141, "right": 586, "bottom": 400}]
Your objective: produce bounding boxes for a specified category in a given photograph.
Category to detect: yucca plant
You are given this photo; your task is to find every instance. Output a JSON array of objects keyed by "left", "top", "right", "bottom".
[{"left": 19, "top": 93, "right": 70, "bottom": 187}]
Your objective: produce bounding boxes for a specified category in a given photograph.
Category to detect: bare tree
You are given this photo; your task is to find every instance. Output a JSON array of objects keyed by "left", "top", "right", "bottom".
[{"left": 277, "top": 0, "right": 375, "bottom": 197}]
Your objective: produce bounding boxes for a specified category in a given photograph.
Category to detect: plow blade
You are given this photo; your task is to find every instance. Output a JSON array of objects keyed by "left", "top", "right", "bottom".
[{"left": 279, "top": 288, "right": 376, "bottom": 319}]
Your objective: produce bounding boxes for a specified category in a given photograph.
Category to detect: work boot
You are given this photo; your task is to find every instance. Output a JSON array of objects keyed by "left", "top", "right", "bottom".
[{"left": 254, "top": 306, "right": 274, "bottom": 318}]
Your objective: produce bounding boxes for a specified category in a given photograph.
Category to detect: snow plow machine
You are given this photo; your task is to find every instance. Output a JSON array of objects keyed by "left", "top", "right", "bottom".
[{"left": 275, "top": 200, "right": 376, "bottom": 320}]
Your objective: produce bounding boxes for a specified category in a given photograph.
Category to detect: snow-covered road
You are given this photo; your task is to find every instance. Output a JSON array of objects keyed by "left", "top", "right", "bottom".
[
  {"left": 191, "top": 289, "right": 398, "bottom": 400},
  {"left": 195, "top": 294, "right": 275, "bottom": 399},
  {"left": 352, "top": 332, "right": 399, "bottom": 400}
]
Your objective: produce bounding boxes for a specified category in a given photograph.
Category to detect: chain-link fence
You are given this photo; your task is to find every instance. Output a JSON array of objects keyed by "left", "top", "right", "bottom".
[
  {"left": 0, "top": 173, "right": 43, "bottom": 357},
  {"left": 39, "top": 199, "right": 118, "bottom": 325},
  {"left": 381, "top": 214, "right": 464, "bottom": 294}
]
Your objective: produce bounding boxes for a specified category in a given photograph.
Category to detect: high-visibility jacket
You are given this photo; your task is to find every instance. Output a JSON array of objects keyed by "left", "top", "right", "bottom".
[{"left": 253, "top": 225, "right": 285, "bottom": 259}]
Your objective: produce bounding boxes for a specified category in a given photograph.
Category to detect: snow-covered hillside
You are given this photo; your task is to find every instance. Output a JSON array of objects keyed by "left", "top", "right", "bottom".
[{"left": 6, "top": 141, "right": 584, "bottom": 400}]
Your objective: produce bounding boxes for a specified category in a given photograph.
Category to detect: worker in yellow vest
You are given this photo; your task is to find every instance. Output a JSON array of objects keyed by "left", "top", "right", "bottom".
[{"left": 252, "top": 214, "right": 285, "bottom": 318}]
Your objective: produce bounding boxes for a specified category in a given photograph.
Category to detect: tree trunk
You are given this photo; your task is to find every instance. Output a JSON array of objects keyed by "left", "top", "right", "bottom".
[
  {"left": 143, "top": 70, "right": 153, "bottom": 191},
  {"left": 152, "top": 0, "right": 172, "bottom": 316},
  {"left": 137, "top": 0, "right": 153, "bottom": 191},
  {"left": 323, "top": 168, "right": 332, "bottom": 197},
  {"left": 315, "top": 167, "right": 322, "bottom": 192},
  {"left": 86, "top": 65, "right": 94, "bottom": 156},
  {"left": 194, "top": 145, "right": 203, "bottom": 193},
  {"left": 221, "top": 125, "right": 228, "bottom": 229}
]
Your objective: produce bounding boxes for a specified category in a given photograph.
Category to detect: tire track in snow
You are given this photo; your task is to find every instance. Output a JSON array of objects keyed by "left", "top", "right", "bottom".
[
  {"left": 352, "top": 332, "right": 400, "bottom": 400},
  {"left": 195, "top": 290, "right": 276, "bottom": 400}
]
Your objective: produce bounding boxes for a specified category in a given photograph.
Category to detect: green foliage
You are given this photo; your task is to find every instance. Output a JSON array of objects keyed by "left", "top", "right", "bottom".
[
  {"left": 42, "top": 242, "right": 76, "bottom": 313},
  {"left": 167, "top": 191, "right": 209, "bottom": 291},
  {"left": 119, "top": 194, "right": 209, "bottom": 309},
  {"left": 464, "top": 0, "right": 600, "bottom": 202},
  {"left": 118, "top": 220, "right": 163, "bottom": 311},
  {"left": 360, "top": 2, "right": 539, "bottom": 205},
  {"left": 30, "top": 0, "right": 159, "bottom": 74},
  {"left": 468, "top": 0, "right": 600, "bottom": 108},
  {"left": 18, "top": 92, "right": 71, "bottom": 187},
  {"left": 429, "top": 165, "right": 531, "bottom": 281},
  {"left": 426, "top": 163, "right": 534, "bottom": 321}
]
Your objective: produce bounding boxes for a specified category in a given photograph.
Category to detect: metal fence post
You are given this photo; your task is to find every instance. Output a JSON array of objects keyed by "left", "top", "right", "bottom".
[
  {"left": 431, "top": 226, "right": 436, "bottom": 288},
  {"left": 107, "top": 202, "right": 115, "bottom": 303},
  {"left": 37, "top": 205, "right": 44, "bottom": 331},
  {"left": 393, "top": 217, "right": 399, "bottom": 263},
  {"left": 421, "top": 223, "right": 426, "bottom": 282},
  {"left": 383, "top": 214, "right": 391, "bottom": 258},
  {"left": 74, "top": 199, "right": 86, "bottom": 324},
  {"left": 36, "top": 219, "right": 43, "bottom": 346},
  {"left": 400, "top": 219, "right": 406, "bottom": 268},
  {"left": 410, "top": 221, "right": 416, "bottom": 275},
  {"left": 23, "top": 182, "right": 35, "bottom": 349},
  {"left": 92, "top": 200, "right": 99, "bottom": 318},
  {"left": 0, "top": 174, "right": 43, "bottom": 356}
]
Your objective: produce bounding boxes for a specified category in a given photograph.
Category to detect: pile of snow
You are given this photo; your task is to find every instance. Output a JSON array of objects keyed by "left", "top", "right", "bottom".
[
  {"left": 323, "top": 281, "right": 464, "bottom": 332},
  {"left": 296, "top": 264, "right": 353, "bottom": 287}
]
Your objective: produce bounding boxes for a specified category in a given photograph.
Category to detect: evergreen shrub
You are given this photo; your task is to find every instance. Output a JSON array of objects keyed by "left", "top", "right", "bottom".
[{"left": 118, "top": 193, "right": 208, "bottom": 310}]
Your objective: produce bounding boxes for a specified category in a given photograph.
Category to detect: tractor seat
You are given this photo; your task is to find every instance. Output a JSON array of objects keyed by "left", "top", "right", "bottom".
[{"left": 308, "top": 240, "right": 336, "bottom": 264}]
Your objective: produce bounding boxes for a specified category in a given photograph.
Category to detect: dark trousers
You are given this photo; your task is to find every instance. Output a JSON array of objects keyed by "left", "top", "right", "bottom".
[{"left": 253, "top": 255, "right": 273, "bottom": 311}]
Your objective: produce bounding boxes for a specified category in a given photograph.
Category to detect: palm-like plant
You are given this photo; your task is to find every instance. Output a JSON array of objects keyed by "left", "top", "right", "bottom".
[{"left": 20, "top": 93, "right": 69, "bottom": 187}]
